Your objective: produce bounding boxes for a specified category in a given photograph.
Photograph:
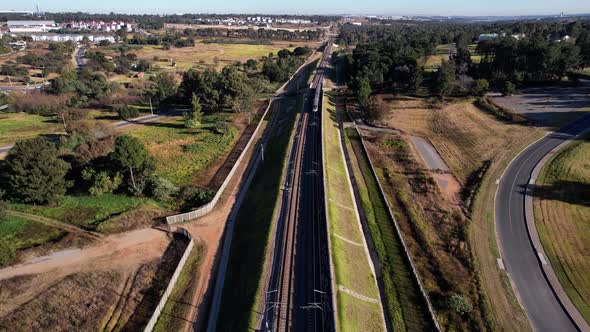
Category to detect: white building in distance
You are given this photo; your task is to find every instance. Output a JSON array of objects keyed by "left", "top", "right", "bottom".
[{"left": 8, "top": 20, "right": 58, "bottom": 33}]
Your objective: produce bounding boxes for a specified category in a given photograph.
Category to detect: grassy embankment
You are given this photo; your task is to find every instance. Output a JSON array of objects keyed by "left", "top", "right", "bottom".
[
  {"left": 10, "top": 194, "right": 159, "bottom": 231},
  {"left": 153, "top": 242, "right": 207, "bottom": 332},
  {"left": 381, "top": 96, "right": 542, "bottom": 330},
  {"left": 534, "top": 133, "right": 590, "bottom": 323},
  {"left": 216, "top": 96, "right": 301, "bottom": 331},
  {"left": 322, "top": 92, "right": 383, "bottom": 331},
  {"left": 343, "top": 126, "right": 435, "bottom": 331},
  {"left": 127, "top": 113, "right": 239, "bottom": 187},
  {"left": 0, "top": 214, "right": 65, "bottom": 250}
]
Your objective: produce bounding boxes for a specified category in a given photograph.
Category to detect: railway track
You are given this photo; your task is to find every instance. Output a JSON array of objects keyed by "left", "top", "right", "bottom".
[{"left": 265, "top": 39, "right": 334, "bottom": 332}]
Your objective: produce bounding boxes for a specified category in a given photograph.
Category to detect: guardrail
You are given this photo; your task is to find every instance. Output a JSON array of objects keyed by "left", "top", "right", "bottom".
[
  {"left": 144, "top": 227, "right": 194, "bottom": 332},
  {"left": 166, "top": 100, "right": 272, "bottom": 224}
]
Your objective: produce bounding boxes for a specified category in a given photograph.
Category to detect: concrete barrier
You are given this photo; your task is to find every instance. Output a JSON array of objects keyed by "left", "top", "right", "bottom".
[{"left": 143, "top": 227, "right": 194, "bottom": 332}]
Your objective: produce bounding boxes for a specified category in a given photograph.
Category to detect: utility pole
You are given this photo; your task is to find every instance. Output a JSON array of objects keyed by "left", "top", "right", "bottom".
[
  {"left": 261, "top": 143, "right": 264, "bottom": 162},
  {"left": 149, "top": 97, "right": 154, "bottom": 115}
]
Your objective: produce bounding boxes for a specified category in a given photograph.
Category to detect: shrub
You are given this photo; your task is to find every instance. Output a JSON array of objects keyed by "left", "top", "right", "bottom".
[
  {"left": 0, "top": 237, "right": 16, "bottom": 267},
  {"left": 147, "top": 176, "right": 178, "bottom": 202},
  {"left": 178, "top": 187, "right": 214, "bottom": 210},
  {"left": 82, "top": 168, "right": 123, "bottom": 196},
  {"left": 501, "top": 81, "right": 516, "bottom": 96},
  {"left": 449, "top": 294, "right": 472, "bottom": 315},
  {"left": 471, "top": 79, "right": 489, "bottom": 96},
  {"left": 115, "top": 104, "right": 139, "bottom": 120}
]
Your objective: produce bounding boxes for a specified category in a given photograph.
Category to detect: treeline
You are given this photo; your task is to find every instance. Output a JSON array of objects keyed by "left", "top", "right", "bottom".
[
  {"left": 16, "top": 42, "right": 75, "bottom": 75},
  {"left": 127, "top": 32, "right": 196, "bottom": 48},
  {"left": 340, "top": 20, "right": 590, "bottom": 104},
  {"left": 181, "top": 27, "right": 322, "bottom": 41}
]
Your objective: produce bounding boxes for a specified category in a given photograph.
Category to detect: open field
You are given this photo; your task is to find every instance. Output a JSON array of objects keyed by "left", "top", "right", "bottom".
[
  {"left": 216, "top": 97, "right": 299, "bottom": 331},
  {"left": 534, "top": 133, "right": 590, "bottom": 323},
  {"left": 380, "top": 97, "right": 542, "bottom": 185},
  {"left": 322, "top": 92, "right": 383, "bottom": 331},
  {"left": 127, "top": 114, "right": 240, "bottom": 187},
  {"left": 0, "top": 112, "right": 61, "bottom": 146},
  {"left": 10, "top": 194, "right": 159, "bottom": 231},
  {"left": 343, "top": 127, "right": 435, "bottom": 331}
]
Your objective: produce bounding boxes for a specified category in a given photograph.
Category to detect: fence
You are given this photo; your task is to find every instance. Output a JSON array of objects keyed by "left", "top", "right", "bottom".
[
  {"left": 143, "top": 227, "right": 194, "bottom": 332},
  {"left": 166, "top": 100, "right": 272, "bottom": 224}
]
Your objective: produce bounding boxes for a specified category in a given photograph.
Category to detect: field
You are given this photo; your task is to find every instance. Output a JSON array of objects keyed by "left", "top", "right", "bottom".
[
  {"left": 127, "top": 114, "right": 240, "bottom": 187},
  {"left": 534, "top": 133, "right": 590, "bottom": 323},
  {"left": 420, "top": 44, "right": 481, "bottom": 71},
  {"left": 0, "top": 214, "right": 64, "bottom": 250},
  {"left": 101, "top": 40, "right": 311, "bottom": 74},
  {"left": 10, "top": 194, "right": 158, "bottom": 231},
  {"left": 343, "top": 126, "right": 435, "bottom": 331},
  {"left": 380, "top": 97, "right": 541, "bottom": 185},
  {"left": 322, "top": 92, "right": 384, "bottom": 331},
  {"left": 0, "top": 112, "right": 61, "bottom": 147}
]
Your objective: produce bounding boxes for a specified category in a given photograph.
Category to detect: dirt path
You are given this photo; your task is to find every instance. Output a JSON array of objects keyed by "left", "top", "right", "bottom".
[
  {"left": 0, "top": 228, "right": 168, "bottom": 281},
  {"left": 7, "top": 210, "right": 104, "bottom": 240}
]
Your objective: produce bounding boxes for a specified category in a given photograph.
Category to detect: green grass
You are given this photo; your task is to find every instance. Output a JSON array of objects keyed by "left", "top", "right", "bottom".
[
  {"left": 127, "top": 114, "right": 238, "bottom": 186},
  {"left": 10, "top": 194, "right": 156, "bottom": 230},
  {"left": 0, "top": 112, "right": 61, "bottom": 147},
  {"left": 344, "top": 127, "right": 434, "bottom": 331},
  {"left": 0, "top": 214, "right": 65, "bottom": 250},
  {"left": 322, "top": 92, "right": 384, "bottom": 331},
  {"left": 535, "top": 134, "right": 590, "bottom": 324},
  {"left": 153, "top": 242, "right": 206, "bottom": 332},
  {"left": 217, "top": 96, "right": 300, "bottom": 331}
]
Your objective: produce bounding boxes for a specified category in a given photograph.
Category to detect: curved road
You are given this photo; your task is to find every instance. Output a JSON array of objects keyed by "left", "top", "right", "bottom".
[{"left": 496, "top": 114, "right": 590, "bottom": 331}]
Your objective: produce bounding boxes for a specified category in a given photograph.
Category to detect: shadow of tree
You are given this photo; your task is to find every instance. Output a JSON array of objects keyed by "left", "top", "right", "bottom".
[{"left": 520, "top": 181, "right": 590, "bottom": 207}]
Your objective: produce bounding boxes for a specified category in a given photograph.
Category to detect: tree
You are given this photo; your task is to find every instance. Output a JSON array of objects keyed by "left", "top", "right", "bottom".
[
  {"left": 367, "top": 95, "right": 388, "bottom": 123},
  {"left": 435, "top": 60, "right": 457, "bottom": 98},
  {"left": 448, "top": 294, "right": 472, "bottom": 315},
  {"left": 5, "top": 138, "right": 71, "bottom": 204},
  {"left": 356, "top": 76, "right": 372, "bottom": 110},
  {"left": 184, "top": 93, "right": 203, "bottom": 128},
  {"left": 151, "top": 72, "right": 177, "bottom": 103},
  {"left": 82, "top": 168, "right": 122, "bottom": 196},
  {"left": 111, "top": 135, "right": 152, "bottom": 193}
]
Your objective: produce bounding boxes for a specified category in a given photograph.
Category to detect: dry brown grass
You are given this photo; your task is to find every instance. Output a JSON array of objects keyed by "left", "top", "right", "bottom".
[{"left": 382, "top": 97, "right": 542, "bottom": 185}]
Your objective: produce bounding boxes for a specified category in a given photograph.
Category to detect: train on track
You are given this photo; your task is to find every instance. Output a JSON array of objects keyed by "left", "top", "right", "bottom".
[{"left": 312, "top": 80, "right": 323, "bottom": 112}]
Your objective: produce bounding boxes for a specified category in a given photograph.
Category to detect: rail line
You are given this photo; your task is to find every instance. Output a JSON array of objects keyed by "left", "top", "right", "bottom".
[{"left": 265, "top": 38, "right": 334, "bottom": 332}]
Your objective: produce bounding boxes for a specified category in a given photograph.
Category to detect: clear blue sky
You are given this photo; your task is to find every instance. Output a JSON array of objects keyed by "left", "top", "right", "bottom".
[{"left": 2, "top": 0, "right": 588, "bottom": 16}]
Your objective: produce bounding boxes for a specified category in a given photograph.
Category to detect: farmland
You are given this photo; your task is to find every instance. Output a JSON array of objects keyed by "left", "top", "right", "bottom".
[
  {"left": 322, "top": 92, "right": 384, "bottom": 331},
  {"left": 534, "top": 133, "right": 590, "bottom": 323}
]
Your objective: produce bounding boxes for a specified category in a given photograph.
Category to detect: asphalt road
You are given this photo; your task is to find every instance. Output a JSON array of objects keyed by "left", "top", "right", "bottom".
[{"left": 496, "top": 114, "right": 590, "bottom": 331}]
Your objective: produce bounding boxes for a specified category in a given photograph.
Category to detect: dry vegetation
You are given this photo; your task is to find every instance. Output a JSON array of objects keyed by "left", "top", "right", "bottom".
[{"left": 352, "top": 95, "right": 544, "bottom": 330}]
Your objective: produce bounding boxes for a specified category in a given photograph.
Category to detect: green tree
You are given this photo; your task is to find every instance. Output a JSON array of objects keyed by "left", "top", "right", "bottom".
[
  {"left": 5, "top": 138, "right": 71, "bottom": 204},
  {"left": 115, "top": 104, "right": 139, "bottom": 120},
  {"left": 82, "top": 168, "right": 123, "bottom": 196},
  {"left": 356, "top": 76, "right": 372, "bottom": 110},
  {"left": 435, "top": 60, "right": 457, "bottom": 98},
  {"left": 151, "top": 72, "right": 177, "bottom": 103},
  {"left": 184, "top": 93, "right": 203, "bottom": 128},
  {"left": 111, "top": 135, "right": 151, "bottom": 193}
]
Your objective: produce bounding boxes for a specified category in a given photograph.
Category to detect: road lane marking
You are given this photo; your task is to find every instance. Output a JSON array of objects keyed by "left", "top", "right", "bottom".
[
  {"left": 338, "top": 285, "right": 379, "bottom": 303},
  {"left": 333, "top": 233, "right": 363, "bottom": 247}
]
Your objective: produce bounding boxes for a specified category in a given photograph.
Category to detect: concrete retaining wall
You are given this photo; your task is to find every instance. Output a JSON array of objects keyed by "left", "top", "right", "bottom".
[{"left": 144, "top": 227, "right": 194, "bottom": 332}]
